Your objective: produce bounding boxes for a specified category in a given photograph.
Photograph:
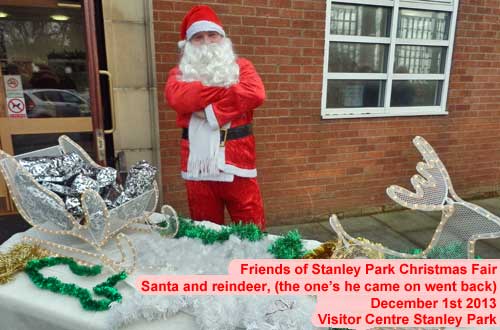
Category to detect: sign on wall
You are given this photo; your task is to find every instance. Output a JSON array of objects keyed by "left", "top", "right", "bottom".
[{"left": 3, "top": 75, "right": 27, "bottom": 118}]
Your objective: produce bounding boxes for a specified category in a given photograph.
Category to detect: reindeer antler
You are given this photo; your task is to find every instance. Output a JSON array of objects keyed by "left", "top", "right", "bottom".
[{"left": 386, "top": 136, "right": 454, "bottom": 211}]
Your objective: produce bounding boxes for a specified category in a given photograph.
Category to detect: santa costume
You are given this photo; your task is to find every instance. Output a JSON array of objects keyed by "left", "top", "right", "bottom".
[{"left": 165, "top": 5, "right": 266, "bottom": 229}]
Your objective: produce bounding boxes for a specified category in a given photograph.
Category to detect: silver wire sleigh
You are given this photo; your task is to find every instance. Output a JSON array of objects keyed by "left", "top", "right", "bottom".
[
  {"left": 330, "top": 136, "right": 500, "bottom": 259},
  {"left": 0, "top": 135, "right": 178, "bottom": 272}
]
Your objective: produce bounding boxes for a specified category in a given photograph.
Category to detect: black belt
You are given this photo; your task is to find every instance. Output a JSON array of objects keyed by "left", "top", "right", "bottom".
[{"left": 182, "top": 124, "right": 253, "bottom": 147}]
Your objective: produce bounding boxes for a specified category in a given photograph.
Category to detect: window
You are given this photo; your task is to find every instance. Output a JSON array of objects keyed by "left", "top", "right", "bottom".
[
  {"left": 60, "top": 91, "right": 84, "bottom": 104},
  {"left": 34, "top": 91, "right": 63, "bottom": 102},
  {"left": 321, "top": 0, "right": 459, "bottom": 119}
]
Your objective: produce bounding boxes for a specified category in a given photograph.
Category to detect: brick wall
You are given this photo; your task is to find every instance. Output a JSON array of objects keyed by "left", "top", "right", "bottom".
[{"left": 153, "top": 0, "right": 500, "bottom": 225}]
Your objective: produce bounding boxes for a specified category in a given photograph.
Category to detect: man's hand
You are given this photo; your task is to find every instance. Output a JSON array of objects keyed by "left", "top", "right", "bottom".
[{"left": 193, "top": 110, "right": 206, "bottom": 119}]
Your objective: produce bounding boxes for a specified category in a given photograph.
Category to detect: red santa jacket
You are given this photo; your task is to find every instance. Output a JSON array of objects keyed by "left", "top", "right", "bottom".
[{"left": 165, "top": 57, "right": 265, "bottom": 179}]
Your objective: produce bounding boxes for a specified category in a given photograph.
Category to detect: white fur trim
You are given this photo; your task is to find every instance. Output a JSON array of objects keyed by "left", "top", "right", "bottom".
[
  {"left": 204, "top": 104, "right": 219, "bottom": 129},
  {"left": 186, "top": 20, "right": 225, "bottom": 40},
  {"left": 182, "top": 171, "right": 234, "bottom": 182},
  {"left": 217, "top": 136, "right": 257, "bottom": 178},
  {"left": 182, "top": 165, "right": 256, "bottom": 181},
  {"left": 221, "top": 164, "right": 257, "bottom": 178},
  {"left": 178, "top": 40, "right": 186, "bottom": 49}
]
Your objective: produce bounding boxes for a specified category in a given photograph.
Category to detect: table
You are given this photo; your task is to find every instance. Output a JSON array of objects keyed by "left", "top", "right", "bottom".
[{"left": 0, "top": 223, "right": 321, "bottom": 330}]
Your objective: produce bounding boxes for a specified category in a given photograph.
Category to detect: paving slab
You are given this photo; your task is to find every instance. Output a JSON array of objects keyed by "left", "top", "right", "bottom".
[
  {"left": 474, "top": 241, "right": 500, "bottom": 259},
  {"left": 403, "top": 229, "right": 500, "bottom": 258},
  {"left": 266, "top": 222, "right": 334, "bottom": 242},
  {"left": 266, "top": 224, "right": 297, "bottom": 237},
  {"left": 473, "top": 197, "right": 500, "bottom": 216},
  {"left": 405, "top": 229, "right": 472, "bottom": 251},
  {"left": 372, "top": 210, "right": 439, "bottom": 233},
  {"left": 420, "top": 210, "right": 443, "bottom": 221},
  {"left": 479, "top": 237, "right": 500, "bottom": 250},
  {"left": 403, "top": 229, "right": 437, "bottom": 249},
  {"left": 319, "top": 216, "right": 383, "bottom": 234}
]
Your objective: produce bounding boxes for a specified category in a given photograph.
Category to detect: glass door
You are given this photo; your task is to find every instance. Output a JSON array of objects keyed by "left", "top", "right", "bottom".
[{"left": 0, "top": 0, "right": 107, "bottom": 214}]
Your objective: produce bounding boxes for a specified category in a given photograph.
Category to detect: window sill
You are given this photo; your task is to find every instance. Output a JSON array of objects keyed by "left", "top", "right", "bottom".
[{"left": 321, "top": 108, "right": 448, "bottom": 119}]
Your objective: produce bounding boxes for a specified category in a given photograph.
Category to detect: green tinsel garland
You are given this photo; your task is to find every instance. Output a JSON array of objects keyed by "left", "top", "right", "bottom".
[
  {"left": 164, "top": 217, "right": 306, "bottom": 259},
  {"left": 25, "top": 257, "right": 127, "bottom": 311},
  {"left": 174, "top": 217, "right": 265, "bottom": 244},
  {"left": 268, "top": 230, "right": 305, "bottom": 259},
  {"left": 166, "top": 217, "right": 477, "bottom": 261}
]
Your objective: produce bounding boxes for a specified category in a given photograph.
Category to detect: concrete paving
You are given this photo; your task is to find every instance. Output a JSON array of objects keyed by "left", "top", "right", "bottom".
[{"left": 267, "top": 196, "right": 500, "bottom": 258}]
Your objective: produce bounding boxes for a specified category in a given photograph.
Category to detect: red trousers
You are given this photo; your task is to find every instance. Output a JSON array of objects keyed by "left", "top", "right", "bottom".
[{"left": 185, "top": 177, "right": 265, "bottom": 230}]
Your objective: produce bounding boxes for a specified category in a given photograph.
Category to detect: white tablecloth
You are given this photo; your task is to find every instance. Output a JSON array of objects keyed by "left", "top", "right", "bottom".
[
  {"left": 0, "top": 224, "right": 321, "bottom": 330},
  {"left": 0, "top": 230, "right": 201, "bottom": 330}
]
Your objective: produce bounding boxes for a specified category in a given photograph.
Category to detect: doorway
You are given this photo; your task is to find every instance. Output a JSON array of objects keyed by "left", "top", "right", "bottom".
[{"left": 0, "top": 0, "right": 110, "bottom": 214}]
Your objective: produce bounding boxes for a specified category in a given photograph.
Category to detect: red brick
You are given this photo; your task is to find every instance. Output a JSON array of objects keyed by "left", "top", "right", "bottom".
[
  {"left": 229, "top": 6, "right": 256, "bottom": 15},
  {"left": 152, "top": 0, "right": 500, "bottom": 224}
]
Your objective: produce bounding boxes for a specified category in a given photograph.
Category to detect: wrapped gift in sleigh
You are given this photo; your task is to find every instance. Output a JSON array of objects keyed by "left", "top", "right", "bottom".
[{"left": 0, "top": 135, "right": 178, "bottom": 273}]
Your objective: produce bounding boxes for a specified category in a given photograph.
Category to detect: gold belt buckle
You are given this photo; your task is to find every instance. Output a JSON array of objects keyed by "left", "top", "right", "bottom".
[{"left": 220, "top": 128, "right": 228, "bottom": 147}]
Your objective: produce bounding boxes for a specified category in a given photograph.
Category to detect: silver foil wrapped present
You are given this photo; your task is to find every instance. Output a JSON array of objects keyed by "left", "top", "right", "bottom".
[
  {"left": 18, "top": 152, "right": 157, "bottom": 212},
  {"left": 124, "top": 161, "right": 157, "bottom": 198},
  {"left": 96, "top": 167, "right": 117, "bottom": 189},
  {"left": 80, "top": 164, "right": 99, "bottom": 178},
  {"left": 18, "top": 158, "right": 52, "bottom": 179},
  {"left": 65, "top": 197, "right": 83, "bottom": 221},
  {"left": 72, "top": 174, "right": 99, "bottom": 194},
  {"left": 20, "top": 153, "right": 84, "bottom": 183},
  {"left": 41, "top": 182, "right": 78, "bottom": 196}
]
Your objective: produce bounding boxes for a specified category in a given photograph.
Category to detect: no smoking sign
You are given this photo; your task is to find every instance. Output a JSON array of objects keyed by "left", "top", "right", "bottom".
[
  {"left": 7, "top": 77, "right": 18, "bottom": 89},
  {"left": 3, "top": 75, "right": 23, "bottom": 93}
]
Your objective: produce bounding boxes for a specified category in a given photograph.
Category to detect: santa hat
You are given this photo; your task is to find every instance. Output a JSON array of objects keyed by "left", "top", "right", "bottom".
[{"left": 180, "top": 5, "right": 225, "bottom": 42}]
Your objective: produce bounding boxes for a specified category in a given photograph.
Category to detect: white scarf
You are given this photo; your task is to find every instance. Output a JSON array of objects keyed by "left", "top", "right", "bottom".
[
  {"left": 187, "top": 115, "right": 220, "bottom": 178},
  {"left": 185, "top": 115, "right": 234, "bottom": 182}
]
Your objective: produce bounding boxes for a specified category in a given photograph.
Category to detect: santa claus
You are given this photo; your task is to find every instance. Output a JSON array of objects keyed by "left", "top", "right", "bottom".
[{"left": 165, "top": 5, "right": 266, "bottom": 229}]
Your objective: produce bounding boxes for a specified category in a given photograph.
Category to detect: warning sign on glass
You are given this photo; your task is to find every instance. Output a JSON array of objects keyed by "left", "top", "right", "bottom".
[
  {"left": 6, "top": 97, "right": 27, "bottom": 118},
  {"left": 3, "top": 75, "right": 23, "bottom": 94},
  {"left": 3, "top": 75, "right": 26, "bottom": 118}
]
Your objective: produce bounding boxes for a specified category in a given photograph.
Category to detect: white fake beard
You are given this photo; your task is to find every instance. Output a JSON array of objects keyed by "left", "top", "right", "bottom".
[{"left": 179, "top": 38, "right": 239, "bottom": 87}]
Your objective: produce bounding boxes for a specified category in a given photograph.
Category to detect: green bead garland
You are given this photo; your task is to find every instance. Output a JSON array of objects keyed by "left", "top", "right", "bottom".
[{"left": 25, "top": 257, "right": 127, "bottom": 311}]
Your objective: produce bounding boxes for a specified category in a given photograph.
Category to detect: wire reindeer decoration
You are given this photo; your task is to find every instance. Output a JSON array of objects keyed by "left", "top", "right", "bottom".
[{"left": 330, "top": 136, "right": 500, "bottom": 259}]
